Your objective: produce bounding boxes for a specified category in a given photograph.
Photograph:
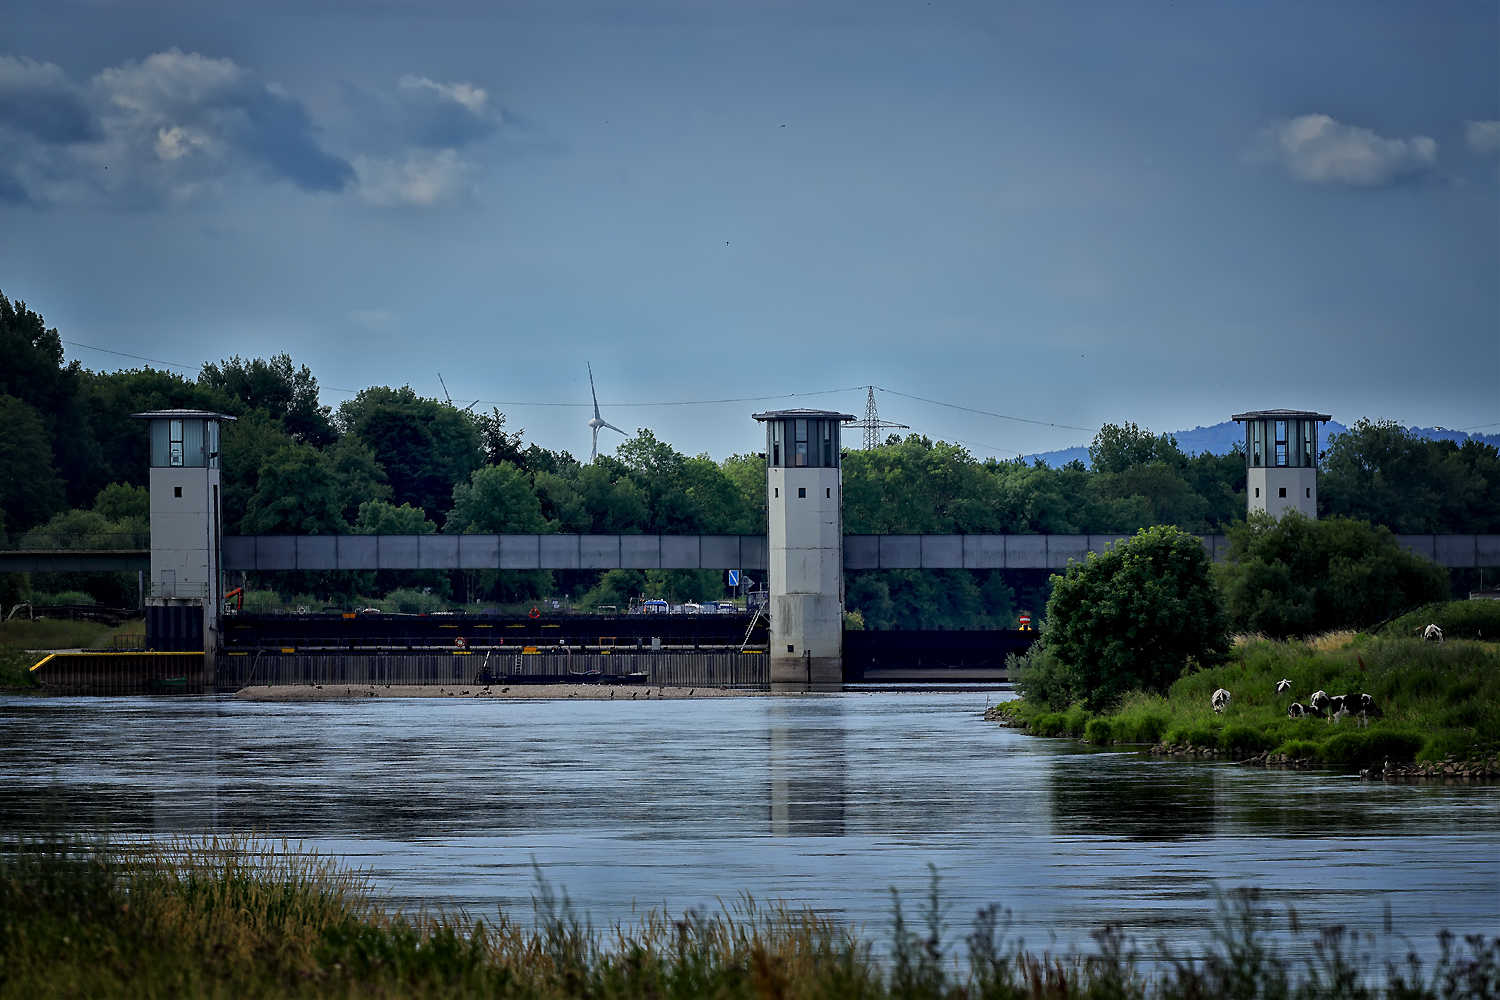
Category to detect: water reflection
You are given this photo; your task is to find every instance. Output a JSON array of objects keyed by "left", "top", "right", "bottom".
[
  {"left": 1049, "top": 756, "right": 1215, "bottom": 840},
  {"left": 1, "top": 693, "right": 1496, "bottom": 956},
  {"left": 768, "top": 700, "right": 845, "bottom": 837}
]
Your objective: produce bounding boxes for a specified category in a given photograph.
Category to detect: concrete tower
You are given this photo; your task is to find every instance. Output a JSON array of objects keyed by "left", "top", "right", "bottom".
[
  {"left": 134, "top": 410, "right": 235, "bottom": 659},
  {"left": 1232, "top": 409, "right": 1330, "bottom": 518},
  {"left": 753, "top": 408, "right": 854, "bottom": 690}
]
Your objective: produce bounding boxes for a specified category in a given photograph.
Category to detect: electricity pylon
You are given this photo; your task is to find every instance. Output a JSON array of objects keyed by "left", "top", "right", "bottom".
[{"left": 850, "top": 386, "right": 908, "bottom": 450}]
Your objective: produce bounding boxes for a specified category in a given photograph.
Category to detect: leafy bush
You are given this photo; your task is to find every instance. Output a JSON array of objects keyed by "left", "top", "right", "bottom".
[
  {"left": 1083, "top": 718, "right": 1113, "bottom": 744},
  {"left": 1010, "top": 645, "right": 1073, "bottom": 710},
  {"left": 1043, "top": 524, "right": 1230, "bottom": 710}
]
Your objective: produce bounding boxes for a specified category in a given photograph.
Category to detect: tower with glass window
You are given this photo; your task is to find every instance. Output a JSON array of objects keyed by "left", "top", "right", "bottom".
[
  {"left": 752, "top": 408, "right": 855, "bottom": 690},
  {"left": 1231, "top": 409, "right": 1331, "bottom": 518},
  {"left": 133, "top": 410, "right": 236, "bottom": 655}
]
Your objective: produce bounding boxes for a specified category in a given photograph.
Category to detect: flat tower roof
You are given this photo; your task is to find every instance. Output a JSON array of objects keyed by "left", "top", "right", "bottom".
[
  {"left": 751, "top": 409, "right": 856, "bottom": 421},
  {"left": 1231, "top": 409, "right": 1332, "bottom": 422},
  {"left": 132, "top": 409, "right": 238, "bottom": 421}
]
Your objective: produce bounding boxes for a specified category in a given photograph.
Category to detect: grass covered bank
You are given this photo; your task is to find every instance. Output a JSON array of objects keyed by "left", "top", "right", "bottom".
[
  {"left": 2, "top": 831, "right": 1496, "bottom": 1000},
  {"left": 993, "top": 634, "right": 1500, "bottom": 771}
]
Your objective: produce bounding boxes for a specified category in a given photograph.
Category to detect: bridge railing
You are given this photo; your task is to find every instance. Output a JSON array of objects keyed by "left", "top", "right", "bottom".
[{"left": 1, "top": 531, "right": 150, "bottom": 551}]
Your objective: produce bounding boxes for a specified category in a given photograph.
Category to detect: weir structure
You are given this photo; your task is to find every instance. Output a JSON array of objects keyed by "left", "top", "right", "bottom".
[{"left": 24, "top": 402, "right": 1500, "bottom": 694}]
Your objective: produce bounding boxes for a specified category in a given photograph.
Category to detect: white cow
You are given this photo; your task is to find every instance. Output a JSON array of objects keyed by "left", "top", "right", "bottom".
[
  {"left": 1276, "top": 679, "right": 1292, "bottom": 695},
  {"left": 1422, "top": 624, "right": 1444, "bottom": 643},
  {"left": 1211, "top": 688, "right": 1231, "bottom": 714}
]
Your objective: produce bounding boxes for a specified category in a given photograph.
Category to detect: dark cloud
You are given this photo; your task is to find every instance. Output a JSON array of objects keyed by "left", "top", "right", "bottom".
[
  {"left": 0, "top": 57, "right": 99, "bottom": 143},
  {"left": 0, "top": 49, "right": 351, "bottom": 206}
]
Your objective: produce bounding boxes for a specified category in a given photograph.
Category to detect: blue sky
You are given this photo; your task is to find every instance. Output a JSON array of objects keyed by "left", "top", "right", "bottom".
[{"left": 2, "top": 0, "right": 1496, "bottom": 462}]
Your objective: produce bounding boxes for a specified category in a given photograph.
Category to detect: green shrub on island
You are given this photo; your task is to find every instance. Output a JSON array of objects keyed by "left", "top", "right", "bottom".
[
  {"left": 1017, "top": 525, "right": 1229, "bottom": 711},
  {"left": 999, "top": 624, "right": 1500, "bottom": 768},
  {"left": 3, "top": 831, "right": 1496, "bottom": 1000}
]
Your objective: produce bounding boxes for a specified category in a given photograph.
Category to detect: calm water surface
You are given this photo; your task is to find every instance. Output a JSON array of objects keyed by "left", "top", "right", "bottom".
[{"left": 3, "top": 691, "right": 1496, "bottom": 956}]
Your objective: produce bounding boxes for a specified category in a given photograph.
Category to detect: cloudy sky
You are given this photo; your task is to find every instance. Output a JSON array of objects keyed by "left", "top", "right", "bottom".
[{"left": 2, "top": 0, "right": 1496, "bottom": 461}]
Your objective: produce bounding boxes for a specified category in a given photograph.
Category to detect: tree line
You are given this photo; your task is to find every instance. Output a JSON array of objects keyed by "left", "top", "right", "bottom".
[{"left": 3, "top": 290, "right": 1496, "bottom": 625}]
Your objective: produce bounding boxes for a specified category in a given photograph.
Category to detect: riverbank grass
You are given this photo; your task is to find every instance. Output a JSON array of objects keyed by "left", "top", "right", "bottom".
[
  {"left": 3, "top": 831, "right": 1497, "bottom": 999},
  {"left": 998, "top": 634, "right": 1500, "bottom": 769}
]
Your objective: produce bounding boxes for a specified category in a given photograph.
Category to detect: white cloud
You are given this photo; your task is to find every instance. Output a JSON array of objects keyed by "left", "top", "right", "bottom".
[
  {"left": 398, "top": 75, "right": 493, "bottom": 117},
  {"left": 353, "top": 148, "right": 473, "bottom": 206},
  {"left": 0, "top": 49, "right": 351, "bottom": 206},
  {"left": 1265, "top": 114, "right": 1436, "bottom": 187},
  {"left": 1466, "top": 120, "right": 1500, "bottom": 154}
]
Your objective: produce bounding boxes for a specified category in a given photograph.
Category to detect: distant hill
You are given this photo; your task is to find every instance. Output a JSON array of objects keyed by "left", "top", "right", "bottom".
[{"left": 1021, "top": 421, "right": 1498, "bottom": 469}]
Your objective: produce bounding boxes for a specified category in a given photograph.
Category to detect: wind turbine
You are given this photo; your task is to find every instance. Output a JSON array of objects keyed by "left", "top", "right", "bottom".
[{"left": 587, "top": 363, "right": 627, "bottom": 462}]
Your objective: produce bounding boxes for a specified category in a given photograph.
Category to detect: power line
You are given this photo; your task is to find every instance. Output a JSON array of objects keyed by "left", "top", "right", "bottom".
[
  {"left": 61, "top": 340, "right": 201, "bottom": 371},
  {"left": 875, "top": 386, "right": 1097, "bottom": 433},
  {"left": 464, "top": 386, "right": 870, "bottom": 409}
]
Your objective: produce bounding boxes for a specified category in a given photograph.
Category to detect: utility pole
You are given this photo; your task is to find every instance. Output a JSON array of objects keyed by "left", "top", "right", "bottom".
[{"left": 850, "top": 386, "right": 908, "bottom": 450}]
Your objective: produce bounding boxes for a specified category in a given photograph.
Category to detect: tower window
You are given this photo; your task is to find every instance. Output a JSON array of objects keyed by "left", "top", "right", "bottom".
[
  {"left": 798, "top": 487, "right": 806, "bottom": 498},
  {"left": 826, "top": 488, "right": 831, "bottom": 498},
  {"left": 174, "top": 486, "right": 182, "bottom": 498},
  {"left": 1255, "top": 488, "right": 1260, "bottom": 498},
  {"left": 1279, "top": 487, "right": 1286, "bottom": 498},
  {"left": 169, "top": 419, "right": 184, "bottom": 467},
  {"left": 1306, "top": 488, "right": 1311, "bottom": 498},
  {"left": 774, "top": 488, "right": 779, "bottom": 498}
]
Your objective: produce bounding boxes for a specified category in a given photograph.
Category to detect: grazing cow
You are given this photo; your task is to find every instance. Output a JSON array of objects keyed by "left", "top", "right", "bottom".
[
  {"left": 1276, "top": 678, "right": 1292, "bottom": 695},
  {"left": 1328, "top": 694, "right": 1349, "bottom": 724},
  {"left": 1211, "top": 688, "right": 1231, "bottom": 714},
  {"left": 1288, "top": 702, "right": 1306, "bottom": 719},
  {"left": 1423, "top": 624, "right": 1444, "bottom": 643},
  {"left": 1354, "top": 693, "right": 1380, "bottom": 728},
  {"left": 1309, "top": 690, "right": 1330, "bottom": 716}
]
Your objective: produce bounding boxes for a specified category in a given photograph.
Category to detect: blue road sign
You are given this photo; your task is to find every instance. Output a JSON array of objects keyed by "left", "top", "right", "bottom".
[{"left": 727, "top": 570, "right": 740, "bottom": 587}]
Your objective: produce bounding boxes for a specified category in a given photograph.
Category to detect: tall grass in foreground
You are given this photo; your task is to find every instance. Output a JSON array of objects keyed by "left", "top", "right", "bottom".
[{"left": 1, "top": 832, "right": 1496, "bottom": 999}]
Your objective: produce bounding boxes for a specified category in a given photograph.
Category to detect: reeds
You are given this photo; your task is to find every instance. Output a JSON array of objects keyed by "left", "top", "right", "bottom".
[{"left": 1, "top": 832, "right": 1496, "bottom": 999}]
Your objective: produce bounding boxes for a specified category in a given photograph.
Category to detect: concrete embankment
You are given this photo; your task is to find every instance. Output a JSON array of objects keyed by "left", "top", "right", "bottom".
[{"left": 234, "top": 683, "right": 769, "bottom": 701}]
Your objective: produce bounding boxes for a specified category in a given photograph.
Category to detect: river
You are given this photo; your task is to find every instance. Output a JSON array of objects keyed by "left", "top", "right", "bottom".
[{"left": 2, "top": 690, "right": 1496, "bottom": 960}]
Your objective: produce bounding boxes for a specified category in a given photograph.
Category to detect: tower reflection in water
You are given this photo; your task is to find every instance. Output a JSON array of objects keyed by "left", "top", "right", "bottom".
[{"left": 768, "top": 700, "right": 846, "bottom": 837}]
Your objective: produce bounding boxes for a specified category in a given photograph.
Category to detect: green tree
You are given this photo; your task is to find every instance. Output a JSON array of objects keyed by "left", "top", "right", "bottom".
[
  {"left": 241, "top": 444, "right": 351, "bottom": 534},
  {"left": 446, "top": 463, "right": 548, "bottom": 535},
  {"left": 338, "top": 386, "right": 483, "bottom": 526},
  {"left": 1043, "top": 524, "right": 1230, "bottom": 710},
  {"left": 1320, "top": 419, "right": 1500, "bottom": 532},
  {"left": 91, "top": 482, "right": 149, "bottom": 526},
  {"left": 198, "top": 354, "right": 335, "bottom": 445},
  {"left": 1217, "top": 511, "right": 1450, "bottom": 638},
  {"left": 354, "top": 501, "right": 437, "bottom": 535},
  {"left": 0, "top": 395, "right": 66, "bottom": 531}
]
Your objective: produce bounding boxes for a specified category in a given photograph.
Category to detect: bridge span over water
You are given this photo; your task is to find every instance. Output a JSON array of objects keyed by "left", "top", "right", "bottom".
[{"left": 215, "top": 532, "right": 1500, "bottom": 572}]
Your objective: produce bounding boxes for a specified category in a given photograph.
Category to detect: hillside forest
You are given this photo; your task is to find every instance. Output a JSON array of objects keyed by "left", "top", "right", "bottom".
[{"left": 4, "top": 291, "right": 1498, "bottom": 629}]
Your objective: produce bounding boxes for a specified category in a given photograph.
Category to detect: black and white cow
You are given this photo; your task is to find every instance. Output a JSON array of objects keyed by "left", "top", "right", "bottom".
[
  {"left": 1309, "top": 690, "right": 1330, "bottom": 717},
  {"left": 1276, "top": 678, "right": 1292, "bottom": 695},
  {"left": 1423, "top": 624, "right": 1444, "bottom": 643},
  {"left": 1211, "top": 688, "right": 1231, "bottom": 714},
  {"left": 1354, "top": 693, "right": 1380, "bottom": 728},
  {"left": 1328, "top": 694, "right": 1349, "bottom": 724},
  {"left": 1288, "top": 702, "right": 1306, "bottom": 719}
]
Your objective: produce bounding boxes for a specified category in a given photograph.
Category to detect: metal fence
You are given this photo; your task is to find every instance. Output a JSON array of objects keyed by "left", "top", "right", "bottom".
[{"left": 217, "top": 651, "right": 770, "bottom": 689}]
